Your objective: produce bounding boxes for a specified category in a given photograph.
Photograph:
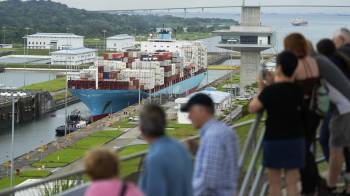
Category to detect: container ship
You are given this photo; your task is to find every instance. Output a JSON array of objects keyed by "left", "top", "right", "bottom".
[{"left": 68, "top": 28, "right": 208, "bottom": 121}]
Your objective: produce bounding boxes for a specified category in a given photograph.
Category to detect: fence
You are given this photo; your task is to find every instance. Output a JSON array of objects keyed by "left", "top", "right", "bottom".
[{"left": 0, "top": 113, "right": 326, "bottom": 196}]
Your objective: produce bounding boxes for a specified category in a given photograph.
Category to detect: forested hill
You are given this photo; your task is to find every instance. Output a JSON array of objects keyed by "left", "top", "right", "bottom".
[{"left": 0, "top": 0, "right": 237, "bottom": 43}]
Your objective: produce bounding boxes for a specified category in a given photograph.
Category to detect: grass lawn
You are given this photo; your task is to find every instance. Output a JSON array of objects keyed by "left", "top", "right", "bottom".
[
  {"left": 52, "top": 92, "right": 72, "bottom": 101},
  {"left": 89, "top": 130, "right": 123, "bottom": 138},
  {"left": 19, "top": 169, "right": 51, "bottom": 178},
  {"left": 32, "top": 130, "right": 122, "bottom": 168},
  {"left": 111, "top": 117, "right": 137, "bottom": 129},
  {"left": 0, "top": 176, "right": 27, "bottom": 190},
  {"left": 166, "top": 121, "right": 198, "bottom": 139},
  {"left": 20, "top": 77, "right": 66, "bottom": 92},
  {"left": 0, "top": 169, "right": 51, "bottom": 190},
  {"left": 72, "top": 137, "right": 114, "bottom": 150},
  {"left": 236, "top": 114, "right": 256, "bottom": 123},
  {"left": 176, "top": 32, "right": 213, "bottom": 40},
  {"left": 208, "top": 65, "right": 239, "bottom": 70},
  {"left": 118, "top": 144, "right": 148, "bottom": 177},
  {"left": 0, "top": 63, "right": 49, "bottom": 69},
  {"left": 0, "top": 48, "right": 50, "bottom": 56},
  {"left": 32, "top": 148, "right": 86, "bottom": 168},
  {"left": 216, "top": 73, "right": 240, "bottom": 91}
]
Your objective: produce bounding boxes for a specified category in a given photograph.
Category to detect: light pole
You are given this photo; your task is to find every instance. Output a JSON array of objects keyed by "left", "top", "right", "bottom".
[
  {"left": 0, "top": 91, "right": 27, "bottom": 188},
  {"left": 2, "top": 26, "right": 6, "bottom": 44},
  {"left": 102, "top": 30, "right": 107, "bottom": 52},
  {"left": 23, "top": 27, "right": 30, "bottom": 88},
  {"left": 138, "top": 69, "right": 141, "bottom": 106},
  {"left": 48, "top": 44, "right": 52, "bottom": 91}
]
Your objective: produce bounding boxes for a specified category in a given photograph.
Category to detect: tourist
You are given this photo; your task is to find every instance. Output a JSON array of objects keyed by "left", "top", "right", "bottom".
[
  {"left": 316, "top": 38, "right": 350, "bottom": 195},
  {"left": 284, "top": 33, "right": 323, "bottom": 195},
  {"left": 138, "top": 104, "right": 193, "bottom": 196},
  {"left": 334, "top": 28, "right": 350, "bottom": 56},
  {"left": 84, "top": 148, "right": 143, "bottom": 196},
  {"left": 317, "top": 38, "right": 350, "bottom": 80},
  {"left": 181, "top": 93, "right": 239, "bottom": 196},
  {"left": 249, "top": 51, "right": 304, "bottom": 196},
  {"left": 317, "top": 38, "right": 350, "bottom": 163}
]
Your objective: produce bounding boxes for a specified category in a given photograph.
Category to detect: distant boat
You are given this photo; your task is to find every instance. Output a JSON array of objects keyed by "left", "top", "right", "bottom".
[{"left": 291, "top": 18, "right": 308, "bottom": 26}]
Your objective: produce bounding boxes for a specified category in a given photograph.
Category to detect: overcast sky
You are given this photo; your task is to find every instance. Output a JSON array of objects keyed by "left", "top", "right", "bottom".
[{"left": 50, "top": 0, "right": 350, "bottom": 13}]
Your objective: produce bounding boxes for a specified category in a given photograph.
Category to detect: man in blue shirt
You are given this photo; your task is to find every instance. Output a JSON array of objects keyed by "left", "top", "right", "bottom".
[
  {"left": 138, "top": 104, "right": 193, "bottom": 196},
  {"left": 181, "top": 93, "right": 239, "bottom": 196}
]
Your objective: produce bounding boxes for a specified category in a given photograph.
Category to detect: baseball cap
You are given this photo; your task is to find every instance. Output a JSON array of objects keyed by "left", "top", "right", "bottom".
[{"left": 180, "top": 93, "right": 214, "bottom": 112}]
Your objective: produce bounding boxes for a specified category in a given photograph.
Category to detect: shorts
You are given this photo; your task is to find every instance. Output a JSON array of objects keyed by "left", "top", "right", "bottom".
[
  {"left": 330, "top": 112, "right": 350, "bottom": 147},
  {"left": 263, "top": 138, "right": 305, "bottom": 169}
]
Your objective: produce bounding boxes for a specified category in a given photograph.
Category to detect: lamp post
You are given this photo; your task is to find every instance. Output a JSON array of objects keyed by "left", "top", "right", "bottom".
[
  {"left": 2, "top": 26, "right": 6, "bottom": 44},
  {"left": 102, "top": 30, "right": 107, "bottom": 52},
  {"left": 138, "top": 69, "right": 141, "bottom": 106},
  {"left": 48, "top": 44, "right": 52, "bottom": 91},
  {"left": 0, "top": 91, "right": 27, "bottom": 188},
  {"left": 23, "top": 27, "right": 30, "bottom": 88}
]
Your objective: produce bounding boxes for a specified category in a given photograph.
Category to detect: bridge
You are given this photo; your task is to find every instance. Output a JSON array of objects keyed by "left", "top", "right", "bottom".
[{"left": 93, "top": 4, "right": 350, "bottom": 13}]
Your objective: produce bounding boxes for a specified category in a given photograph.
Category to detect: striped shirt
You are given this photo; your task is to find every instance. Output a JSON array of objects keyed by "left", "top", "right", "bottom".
[{"left": 193, "top": 119, "right": 239, "bottom": 196}]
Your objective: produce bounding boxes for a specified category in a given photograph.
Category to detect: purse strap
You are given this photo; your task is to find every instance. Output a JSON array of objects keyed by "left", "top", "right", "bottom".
[{"left": 119, "top": 181, "right": 128, "bottom": 196}]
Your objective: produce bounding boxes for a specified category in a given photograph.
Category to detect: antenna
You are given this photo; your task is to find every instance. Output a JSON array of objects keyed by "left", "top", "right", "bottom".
[{"left": 242, "top": 0, "right": 245, "bottom": 7}]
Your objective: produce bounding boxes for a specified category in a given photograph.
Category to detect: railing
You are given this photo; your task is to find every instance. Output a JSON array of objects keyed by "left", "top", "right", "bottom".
[{"left": 0, "top": 114, "right": 265, "bottom": 196}]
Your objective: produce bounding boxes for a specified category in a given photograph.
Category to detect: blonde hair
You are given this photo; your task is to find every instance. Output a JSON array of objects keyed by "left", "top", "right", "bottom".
[{"left": 85, "top": 148, "right": 119, "bottom": 180}]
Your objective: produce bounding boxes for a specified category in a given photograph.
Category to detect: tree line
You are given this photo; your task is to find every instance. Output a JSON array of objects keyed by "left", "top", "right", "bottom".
[{"left": 0, "top": 0, "right": 237, "bottom": 44}]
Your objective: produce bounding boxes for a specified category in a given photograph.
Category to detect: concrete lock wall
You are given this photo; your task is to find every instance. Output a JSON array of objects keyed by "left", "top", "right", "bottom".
[{"left": 240, "top": 51, "right": 261, "bottom": 95}]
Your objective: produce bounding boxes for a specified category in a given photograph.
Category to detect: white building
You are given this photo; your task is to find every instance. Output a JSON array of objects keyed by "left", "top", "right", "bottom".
[
  {"left": 106, "top": 34, "right": 135, "bottom": 51},
  {"left": 50, "top": 48, "right": 97, "bottom": 67},
  {"left": 175, "top": 90, "right": 232, "bottom": 124},
  {"left": 26, "top": 33, "right": 84, "bottom": 50}
]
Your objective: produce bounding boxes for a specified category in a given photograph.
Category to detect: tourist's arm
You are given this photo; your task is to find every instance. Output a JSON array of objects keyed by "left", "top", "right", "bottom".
[
  {"left": 249, "top": 97, "right": 263, "bottom": 113},
  {"left": 315, "top": 54, "right": 350, "bottom": 100}
]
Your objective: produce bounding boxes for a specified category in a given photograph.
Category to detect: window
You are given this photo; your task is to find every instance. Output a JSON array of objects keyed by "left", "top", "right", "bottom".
[{"left": 240, "top": 36, "right": 258, "bottom": 44}]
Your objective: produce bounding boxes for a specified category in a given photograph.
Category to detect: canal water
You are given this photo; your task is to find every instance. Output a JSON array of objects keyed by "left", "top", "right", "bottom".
[
  {"left": 0, "top": 70, "right": 60, "bottom": 88},
  {"left": 0, "top": 69, "right": 230, "bottom": 163}
]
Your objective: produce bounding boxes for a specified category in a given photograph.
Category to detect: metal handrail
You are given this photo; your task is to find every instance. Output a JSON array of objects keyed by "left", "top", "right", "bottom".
[
  {"left": 239, "top": 113, "right": 263, "bottom": 168},
  {"left": 238, "top": 127, "right": 266, "bottom": 196},
  {"left": 0, "top": 117, "right": 260, "bottom": 196}
]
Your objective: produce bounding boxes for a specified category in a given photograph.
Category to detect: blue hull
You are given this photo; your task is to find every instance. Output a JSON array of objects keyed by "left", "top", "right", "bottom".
[{"left": 69, "top": 72, "right": 206, "bottom": 117}]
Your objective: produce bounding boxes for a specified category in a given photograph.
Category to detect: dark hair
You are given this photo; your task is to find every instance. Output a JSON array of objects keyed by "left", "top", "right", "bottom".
[
  {"left": 276, "top": 51, "right": 299, "bottom": 77},
  {"left": 140, "top": 104, "right": 166, "bottom": 137},
  {"left": 85, "top": 148, "right": 119, "bottom": 180},
  {"left": 284, "top": 33, "right": 308, "bottom": 59},
  {"left": 317, "top": 38, "right": 336, "bottom": 56},
  {"left": 317, "top": 38, "right": 350, "bottom": 74},
  {"left": 180, "top": 93, "right": 215, "bottom": 115}
]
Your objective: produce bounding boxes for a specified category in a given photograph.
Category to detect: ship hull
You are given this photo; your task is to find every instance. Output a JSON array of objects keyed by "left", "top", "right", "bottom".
[{"left": 70, "top": 72, "right": 206, "bottom": 120}]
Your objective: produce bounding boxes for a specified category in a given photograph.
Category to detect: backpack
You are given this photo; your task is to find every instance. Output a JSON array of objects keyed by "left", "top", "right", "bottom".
[
  {"left": 302, "top": 60, "right": 330, "bottom": 117},
  {"left": 309, "top": 79, "right": 330, "bottom": 117}
]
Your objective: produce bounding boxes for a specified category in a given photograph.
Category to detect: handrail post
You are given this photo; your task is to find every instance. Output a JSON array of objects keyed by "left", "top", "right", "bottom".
[{"left": 238, "top": 112, "right": 263, "bottom": 168}]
